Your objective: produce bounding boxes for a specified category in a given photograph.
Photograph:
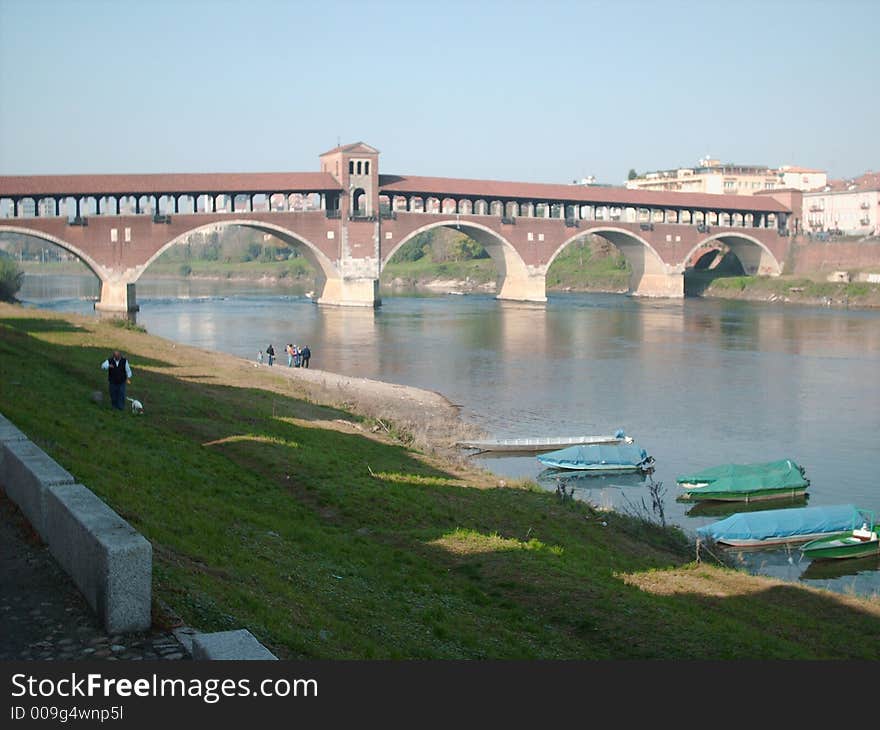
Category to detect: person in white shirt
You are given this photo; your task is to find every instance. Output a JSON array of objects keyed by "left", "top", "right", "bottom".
[{"left": 100, "top": 350, "right": 132, "bottom": 411}]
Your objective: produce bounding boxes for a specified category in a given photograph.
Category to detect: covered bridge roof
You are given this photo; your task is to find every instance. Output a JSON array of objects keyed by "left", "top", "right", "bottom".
[
  {"left": 0, "top": 172, "right": 342, "bottom": 197},
  {"left": 379, "top": 174, "right": 791, "bottom": 213}
]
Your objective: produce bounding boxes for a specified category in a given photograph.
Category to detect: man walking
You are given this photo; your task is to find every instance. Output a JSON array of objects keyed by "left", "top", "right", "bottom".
[
  {"left": 301, "top": 344, "right": 311, "bottom": 369},
  {"left": 101, "top": 350, "right": 132, "bottom": 411}
]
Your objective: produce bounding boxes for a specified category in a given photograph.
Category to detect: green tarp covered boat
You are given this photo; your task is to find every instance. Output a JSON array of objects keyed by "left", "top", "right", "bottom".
[{"left": 676, "top": 459, "right": 809, "bottom": 502}]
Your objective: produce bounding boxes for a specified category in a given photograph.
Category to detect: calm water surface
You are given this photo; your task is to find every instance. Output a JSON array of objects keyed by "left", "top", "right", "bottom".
[{"left": 19, "top": 273, "right": 880, "bottom": 597}]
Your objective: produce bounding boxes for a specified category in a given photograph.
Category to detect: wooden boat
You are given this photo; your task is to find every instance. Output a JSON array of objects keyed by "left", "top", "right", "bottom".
[
  {"left": 801, "top": 511, "right": 879, "bottom": 560},
  {"left": 457, "top": 430, "right": 632, "bottom": 454},
  {"left": 677, "top": 459, "right": 809, "bottom": 502},
  {"left": 537, "top": 442, "right": 654, "bottom": 472},
  {"left": 696, "top": 504, "right": 859, "bottom": 548}
]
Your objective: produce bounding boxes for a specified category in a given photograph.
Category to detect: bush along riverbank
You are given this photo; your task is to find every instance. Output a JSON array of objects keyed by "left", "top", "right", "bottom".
[{"left": 2, "top": 302, "right": 880, "bottom": 658}]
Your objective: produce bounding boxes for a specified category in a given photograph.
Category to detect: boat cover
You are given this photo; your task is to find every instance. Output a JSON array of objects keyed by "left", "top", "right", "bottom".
[
  {"left": 676, "top": 459, "right": 808, "bottom": 494},
  {"left": 696, "top": 504, "right": 858, "bottom": 543},
  {"left": 537, "top": 443, "right": 651, "bottom": 470}
]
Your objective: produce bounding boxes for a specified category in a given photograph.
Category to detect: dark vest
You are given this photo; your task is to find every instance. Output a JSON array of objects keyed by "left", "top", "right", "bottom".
[{"left": 108, "top": 358, "right": 127, "bottom": 384}]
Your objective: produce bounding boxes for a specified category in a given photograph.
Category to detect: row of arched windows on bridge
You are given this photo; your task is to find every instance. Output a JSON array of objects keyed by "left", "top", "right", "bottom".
[
  {"left": 0, "top": 192, "right": 782, "bottom": 230},
  {"left": 379, "top": 195, "right": 781, "bottom": 229},
  {"left": 0, "top": 192, "right": 328, "bottom": 220}
]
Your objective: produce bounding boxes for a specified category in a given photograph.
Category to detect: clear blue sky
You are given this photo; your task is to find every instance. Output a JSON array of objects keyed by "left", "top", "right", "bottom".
[{"left": 1, "top": 0, "right": 877, "bottom": 184}]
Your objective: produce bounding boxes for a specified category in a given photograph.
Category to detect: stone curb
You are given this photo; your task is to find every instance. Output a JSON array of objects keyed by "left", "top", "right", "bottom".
[
  {"left": 0, "top": 439, "right": 76, "bottom": 541},
  {"left": 191, "top": 629, "right": 278, "bottom": 660},
  {"left": 0, "top": 411, "right": 275, "bottom": 657},
  {"left": 45, "top": 484, "right": 152, "bottom": 634},
  {"left": 0, "top": 412, "right": 28, "bottom": 444},
  {"left": 0, "top": 411, "right": 150, "bottom": 635}
]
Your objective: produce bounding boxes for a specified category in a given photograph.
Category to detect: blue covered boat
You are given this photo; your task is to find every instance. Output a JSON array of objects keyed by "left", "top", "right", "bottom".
[
  {"left": 696, "top": 504, "right": 860, "bottom": 547},
  {"left": 537, "top": 443, "right": 654, "bottom": 472}
]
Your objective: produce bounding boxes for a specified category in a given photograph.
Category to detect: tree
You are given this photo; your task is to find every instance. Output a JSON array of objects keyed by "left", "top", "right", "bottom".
[
  {"left": 628, "top": 168, "right": 638, "bottom": 180},
  {"left": 0, "top": 256, "right": 24, "bottom": 302},
  {"left": 448, "top": 235, "right": 488, "bottom": 261},
  {"left": 391, "top": 234, "right": 429, "bottom": 262}
]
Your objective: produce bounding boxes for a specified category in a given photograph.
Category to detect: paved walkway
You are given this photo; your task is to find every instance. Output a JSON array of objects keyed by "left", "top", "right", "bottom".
[{"left": 0, "top": 489, "right": 192, "bottom": 661}]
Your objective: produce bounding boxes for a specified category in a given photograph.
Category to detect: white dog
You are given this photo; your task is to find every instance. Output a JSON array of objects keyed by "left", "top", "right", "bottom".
[{"left": 127, "top": 397, "right": 144, "bottom": 414}]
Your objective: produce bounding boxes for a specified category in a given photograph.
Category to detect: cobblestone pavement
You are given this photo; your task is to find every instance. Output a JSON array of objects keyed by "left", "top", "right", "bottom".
[{"left": 0, "top": 490, "right": 192, "bottom": 661}]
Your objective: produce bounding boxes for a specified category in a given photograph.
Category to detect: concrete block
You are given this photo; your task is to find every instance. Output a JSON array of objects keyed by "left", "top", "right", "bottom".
[
  {"left": 1, "top": 440, "right": 75, "bottom": 540},
  {"left": 191, "top": 629, "right": 278, "bottom": 660},
  {"left": 45, "top": 483, "right": 152, "bottom": 634},
  {"left": 0, "top": 412, "right": 28, "bottom": 443}
]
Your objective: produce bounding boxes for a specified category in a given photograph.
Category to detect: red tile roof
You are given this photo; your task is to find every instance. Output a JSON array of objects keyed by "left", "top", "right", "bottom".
[
  {"left": 379, "top": 174, "right": 790, "bottom": 212},
  {"left": 319, "top": 142, "right": 380, "bottom": 157},
  {"left": 820, "top": 172, "right": 880, "bottom": 192},
  {"left": 0, "top": 172, "right": 342, "bottom": 197}
]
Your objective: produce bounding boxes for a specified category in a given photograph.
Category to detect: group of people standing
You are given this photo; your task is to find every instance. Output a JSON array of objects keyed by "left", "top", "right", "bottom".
[
  {"left": 285, "top": 343, "right": 311, "bottom": 368},
  {"left": 258, "top": 343, "right": 311, "bottom": 368}
]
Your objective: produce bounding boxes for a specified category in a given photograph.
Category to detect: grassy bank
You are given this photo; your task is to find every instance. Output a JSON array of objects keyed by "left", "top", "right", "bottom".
[
  {"left": 689, "top": 271, "right": 880, "bottom": 308},
  {"left": 1, "top": 304, "right": 880, "bottom": 658}
]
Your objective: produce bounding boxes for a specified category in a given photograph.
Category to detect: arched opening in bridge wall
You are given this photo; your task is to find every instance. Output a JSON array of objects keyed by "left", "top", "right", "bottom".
[
  {"left": 545, "top": 234, "right": 631, "bottom": 293},
  {"left": 682, "top": 232, "right": 781, "bottom": 297},
  {"left": 548, "top": 227, "right": 680, "bottom": 298},
  {"left": 0, "top": 225, "right": 108, "bottom": 303},
  {"left": 685, "top": 233, "right": 781, "bottom": 277},
  {"left": 139, "top": 220, "right": 338, "bottom": 301},
  {"left": 382, "top": 221, "right": 543, "bottom": 301}
]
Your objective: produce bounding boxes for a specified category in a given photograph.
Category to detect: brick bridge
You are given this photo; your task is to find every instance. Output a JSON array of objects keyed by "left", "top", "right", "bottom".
[{"left": 0, "top": 142, "right": 792, "bottom": 312}]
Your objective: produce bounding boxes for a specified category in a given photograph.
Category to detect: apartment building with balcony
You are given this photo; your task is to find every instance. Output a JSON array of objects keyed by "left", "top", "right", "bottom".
[
  {"left": 802, "top": 172, "right": 880, "bottom": 236},
  {"left": 626, "top": 157, "right": 826, "bottom": 196}
]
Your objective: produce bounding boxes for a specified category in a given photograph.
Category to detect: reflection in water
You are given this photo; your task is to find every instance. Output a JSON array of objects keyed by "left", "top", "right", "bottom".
[
  {"left": 18, "top": 274, "right": 880, "bottom": 597},
  {"left": 800, "top": 554, "right": 880, "bottom": 581},
  {"left": 534, "top": 468, "right": 649, "bottom": 491},
  {"left": 683, "top": 495, "right": 809, "bottom": 518}
]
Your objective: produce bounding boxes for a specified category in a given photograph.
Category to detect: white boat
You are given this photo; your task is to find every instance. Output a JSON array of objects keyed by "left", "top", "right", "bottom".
[{"left": 457, "top": 430, "right": 632, "bottom": 454}]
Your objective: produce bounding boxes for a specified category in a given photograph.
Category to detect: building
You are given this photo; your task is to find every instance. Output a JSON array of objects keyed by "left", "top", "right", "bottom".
[
  {"left": 626, "top": 157, "right": 826, "bottom": 196},
  {"left": 801, "top": 172, "right": 880, "bottom": 236}
]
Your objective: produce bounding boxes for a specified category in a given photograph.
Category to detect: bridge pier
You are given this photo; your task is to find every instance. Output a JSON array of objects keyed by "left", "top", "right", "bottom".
[
  {"left": 94, "top": 280, "right": 139, "bottom": 315},
  {"left": 496, "top": 272, "right": 547, "bottom": 303},
  {"left": 631, "top": 271, "right": 684, "bottom": 298},
  {"left": 317, "top": 277, "right": 381, "bottom": 308}
]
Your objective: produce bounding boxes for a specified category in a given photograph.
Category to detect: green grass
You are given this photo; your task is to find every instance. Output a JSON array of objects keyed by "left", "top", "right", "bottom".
[
  {"left": 2, "top": 305, "right": 880, "bottom": 659},
  {"left": 545, "top": 239, "right": 631, "bottom": 291},
  {"left": 381, "top": 257, "right": 498, "bottom": 286},
  {"left": 693, "top": 272, "right": 880, "bottom": 303}
]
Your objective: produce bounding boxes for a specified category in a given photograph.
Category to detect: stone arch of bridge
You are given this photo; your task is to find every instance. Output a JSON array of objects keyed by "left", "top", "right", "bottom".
[
  {"left": 548, "top": 226, "right": 674, "bottom": 296},
  {"left": 382, "top": 219, "right": 544, "bottom": 302},
  {"left": 684, "top": 232, "right": 782, "bottom": 276},
  {"left": 140, "top": 219, "right": 340, "bottom": 296},
  {"left": 0, "top": 224, "right": 105, "bottom": 280}
]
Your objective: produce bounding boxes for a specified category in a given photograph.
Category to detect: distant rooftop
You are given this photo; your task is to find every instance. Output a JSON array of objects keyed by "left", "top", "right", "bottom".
[{"left": 815, "top": 171, "right": 880, "bottom": 193}]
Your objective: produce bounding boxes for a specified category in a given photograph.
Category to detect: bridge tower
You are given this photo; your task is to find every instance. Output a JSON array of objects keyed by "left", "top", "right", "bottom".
[{"left": 318, "top": 142, "right": 382, "bottom": 307}]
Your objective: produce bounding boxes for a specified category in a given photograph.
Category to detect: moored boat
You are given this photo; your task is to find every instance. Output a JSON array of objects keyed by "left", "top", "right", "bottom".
[
  {"left": 458, "top": 429, "right": 631, "bottom": 454},
  {"left": 696, "top": 504, "right": 860, "bottom": 548},
  {"left": 537, "top": 442, "right": 654, "bottom": 472},
  {"left": 677, "top": 459, "right": 809, "bottom": 502},
  {"left": 801, "top": 511, "right": 879, "bottom": 560}
]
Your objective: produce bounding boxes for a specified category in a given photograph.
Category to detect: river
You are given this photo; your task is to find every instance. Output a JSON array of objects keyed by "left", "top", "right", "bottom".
[{"left": 18, "top": 273, "right": 880, "bottom": 597}]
